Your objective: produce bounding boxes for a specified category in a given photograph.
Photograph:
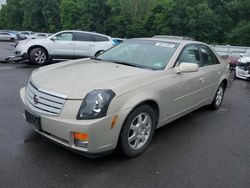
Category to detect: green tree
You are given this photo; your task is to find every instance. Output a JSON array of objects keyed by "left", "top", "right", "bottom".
[{"left": 227, "top": 21, "right": 250, "bottom": 46}]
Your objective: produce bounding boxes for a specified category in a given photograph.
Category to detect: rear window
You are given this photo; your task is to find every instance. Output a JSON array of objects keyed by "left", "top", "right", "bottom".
[{"left": 94, "top": 35, "right": 109, "bottom": 42}]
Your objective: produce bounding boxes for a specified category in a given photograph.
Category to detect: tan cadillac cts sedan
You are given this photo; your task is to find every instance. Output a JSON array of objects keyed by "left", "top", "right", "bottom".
[{"left": 20, "top": 38, "right": 229, "bottom": 157}]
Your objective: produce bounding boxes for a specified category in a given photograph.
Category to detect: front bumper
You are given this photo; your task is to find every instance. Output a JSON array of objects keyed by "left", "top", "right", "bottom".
[
  {"left": 235, "top": 69, "right": 250, "bottom": 80},
  {"left": 4, "top": 52, "right": 28, "bottom": 62},
  {"left": 20, "top": 87, "right": 130, "bottom": 156}
]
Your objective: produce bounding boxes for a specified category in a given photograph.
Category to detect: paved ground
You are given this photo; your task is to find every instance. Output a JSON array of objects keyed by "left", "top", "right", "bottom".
[
  {"left": 0, "top": 42, "right": 250, "bottom": 188},
  {"left": 0, "top": 41, "right": 16, "bottom": 61}
]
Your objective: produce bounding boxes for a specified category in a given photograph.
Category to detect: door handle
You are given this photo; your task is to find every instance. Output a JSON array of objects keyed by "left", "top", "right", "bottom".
[
  {"left": 199, "top": 77, "right": 205, "bottom": 83},
  {"left": 68, "top": 43, "right": 74, "bottom": 45}
]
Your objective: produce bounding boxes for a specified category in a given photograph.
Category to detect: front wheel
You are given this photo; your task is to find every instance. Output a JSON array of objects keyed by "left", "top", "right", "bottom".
[
  {"left": 119, "top": 105, "right": 157, "bottom": 157},
  {"left": 210, "top": 83, "right": 226, "bottom": 109},
  {"left": 30, "top": 48, "right": 48, "bottom": 65}
]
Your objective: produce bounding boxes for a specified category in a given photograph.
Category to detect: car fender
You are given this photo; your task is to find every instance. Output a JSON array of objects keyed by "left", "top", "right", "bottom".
[
  {"left": 109, "top": 88, "right": 163, "bottom": 127},
  {"left": 27, "top": 44, "right": 50, "bottom": 57}
]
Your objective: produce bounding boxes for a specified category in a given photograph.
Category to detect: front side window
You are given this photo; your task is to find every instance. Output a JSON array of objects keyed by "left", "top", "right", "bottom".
[
  {"left": 200, "top": 45, "right": 219, "bottom": 66},
  {"left": 55, "top": 32, "right": 73, "bottom": 41},
  {"left": 97, "top": 40, "right": 179, "bottom": 70},
  {"left": 177, "top": 45, "right": 200, "bottom": 66}
]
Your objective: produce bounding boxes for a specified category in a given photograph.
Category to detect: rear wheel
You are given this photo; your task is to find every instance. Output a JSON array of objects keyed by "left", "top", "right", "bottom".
[
  {"left": 30, "top": 48, "right": 48, "bottom": 65},
  {"left": 119, "top": 105, "right": 156, "bottom": 157},
  {"left": 95, "top": 50, "right": 104, "bottom": 57},
  {"left": 210, "top": 83, "right": 226, "bottom": 109}
]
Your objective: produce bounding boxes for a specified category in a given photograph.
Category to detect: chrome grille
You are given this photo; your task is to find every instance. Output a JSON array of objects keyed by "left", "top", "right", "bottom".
[{"left": 25, "top": 82, "right": 67, "bottom": 116}]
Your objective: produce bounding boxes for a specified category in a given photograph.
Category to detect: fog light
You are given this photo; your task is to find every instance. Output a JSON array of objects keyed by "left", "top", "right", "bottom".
[{"left": 73, "top": 132, "right": 89, "bottom": 148}]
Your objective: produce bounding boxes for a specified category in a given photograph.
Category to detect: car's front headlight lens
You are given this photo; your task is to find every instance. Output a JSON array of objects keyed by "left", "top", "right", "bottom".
[{"left": 77, "top": 89, "right": 115, "bottom": 120}]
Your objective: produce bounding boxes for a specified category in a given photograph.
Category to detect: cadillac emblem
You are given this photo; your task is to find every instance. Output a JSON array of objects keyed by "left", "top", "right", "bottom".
[{"left": 33, "top": 95, "right": 39, "bottom": 104}]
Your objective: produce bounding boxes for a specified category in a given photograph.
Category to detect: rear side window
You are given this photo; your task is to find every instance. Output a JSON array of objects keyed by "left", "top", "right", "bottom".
[
  {"left": 200, "top": 45, "right": 219, "bottom": 66},
  {"left": 75, "top": 32, "right": 94, "bottom": 42},
  {"left": 94, "top": 35, "right": 109, "bottom": 42},
  {"left": 177, "top": 45, "right": 201, "bottom": 66}
]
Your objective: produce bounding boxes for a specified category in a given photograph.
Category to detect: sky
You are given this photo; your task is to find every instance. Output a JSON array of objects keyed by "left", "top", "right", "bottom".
[{"left": 0, "top": 0, "right": 6, "bottom": 5}]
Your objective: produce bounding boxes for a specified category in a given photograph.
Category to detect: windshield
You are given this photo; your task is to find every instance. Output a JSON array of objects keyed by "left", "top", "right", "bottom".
[{"left": 97, "top": 40, "right": 179, "bottom": 70}]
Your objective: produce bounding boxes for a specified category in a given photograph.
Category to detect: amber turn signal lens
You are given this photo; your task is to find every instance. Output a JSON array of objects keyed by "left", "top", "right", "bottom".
[
  {"left": 73, "top": 132, "right": 89, "bottom": 141},
  {"left": 111, "top": 115, "right": 118, "bottom": 129}
]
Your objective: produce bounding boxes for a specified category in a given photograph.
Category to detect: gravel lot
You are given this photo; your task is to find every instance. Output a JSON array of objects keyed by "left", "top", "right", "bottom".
[{"left": 0, "top": 41, "right": 250, "bottom": 188}]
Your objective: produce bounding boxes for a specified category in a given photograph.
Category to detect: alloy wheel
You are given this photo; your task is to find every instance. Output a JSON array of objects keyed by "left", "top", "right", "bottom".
[
  {"left": 34, "top": 50, "right": 46, "bottom": 64},
  {"left": 128, "top": 112, "right": 152, "bottom": 150},
  {"left": 215, "top": 86, "right": 224, "bottom": 106}
]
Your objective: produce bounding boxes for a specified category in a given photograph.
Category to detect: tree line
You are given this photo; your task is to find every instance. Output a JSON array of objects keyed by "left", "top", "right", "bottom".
[{"left": 0, "top": 0, "right": 250, "bottom": 46}]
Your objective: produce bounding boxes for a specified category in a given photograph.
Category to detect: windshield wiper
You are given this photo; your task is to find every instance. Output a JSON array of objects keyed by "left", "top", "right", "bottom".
[{"left": 110, "top": 60, "right": 145, "bottom": 68}]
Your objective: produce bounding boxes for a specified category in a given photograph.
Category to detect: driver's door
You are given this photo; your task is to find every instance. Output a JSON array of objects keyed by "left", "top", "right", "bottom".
[{"left": 49, "top": 32, "right": 75, "bottom": 58}]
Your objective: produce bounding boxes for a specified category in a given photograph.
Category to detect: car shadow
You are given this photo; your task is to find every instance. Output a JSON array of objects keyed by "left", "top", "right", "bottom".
[{"left": 23, "top": 105, "right": 213, "bottom": 164}]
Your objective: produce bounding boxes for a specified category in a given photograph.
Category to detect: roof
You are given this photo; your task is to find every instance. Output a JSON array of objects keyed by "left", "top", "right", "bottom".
[
  {"left": 61, "top": 30, "right": 110, "bottom": 38},
  {"left": 130, "top": 37, "right": 206, "bottom": 46}
]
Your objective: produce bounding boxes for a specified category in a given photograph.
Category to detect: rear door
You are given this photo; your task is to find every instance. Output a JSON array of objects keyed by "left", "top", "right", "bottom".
[
  {"left": 199, "top": 45, "right": 222, "bottom": 99},
  {"left": 170, "top": 44, "right": 208, "bottom": 116},
  {"left": 74, "top": 32, "right": 95, "bottom": 57},
  {"left": 92, "top": 34, "right": 113, "bottom": 54},
  {"left": 49, "top": 32, "right": 75, "bottom": 58}
]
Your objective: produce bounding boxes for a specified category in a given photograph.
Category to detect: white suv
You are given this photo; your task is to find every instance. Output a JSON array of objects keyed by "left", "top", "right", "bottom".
[{"left": 15, "top": 30, "right": 114, "bottom": 65}]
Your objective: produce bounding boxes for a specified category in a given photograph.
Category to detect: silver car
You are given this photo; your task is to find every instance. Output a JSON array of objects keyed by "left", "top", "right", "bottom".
[
  {"left": 15, "top": 30, "right": 114, "bottom": 65},
  {"left": 0, "top": 32, "right": 18, "bottom": 41},
  {"left": 20, "top": 38, "right": 229, "bottom": 157}
]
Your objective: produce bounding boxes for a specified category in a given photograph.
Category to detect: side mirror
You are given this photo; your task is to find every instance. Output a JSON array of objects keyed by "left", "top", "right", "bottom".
[
  {"left": 51, "top": 36, "right": 57, "bottom": 41},
  {"left": 178, "top": 62, "right": 198, "bottom": 73}
]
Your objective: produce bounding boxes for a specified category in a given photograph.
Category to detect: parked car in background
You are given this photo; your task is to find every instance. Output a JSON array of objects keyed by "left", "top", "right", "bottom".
[
  {"left": 18, "top": 31, "right": 36, "bottom": 40},
  {"left": 14, "top": 30, "right": 114, "bottom": 65},
  {"left": 216, "top": 51, "right": 228, "bottom": 60},
  {"left": 235, "top": 54, "right": 250, "bottom": 80},
  {"left": 112, "top": 38, "right": 125, "bottom": 45},
  {"left": 0, "top": 31, "right": 18, "bottom": 41},
  {"left": 226, "top": 51, "right": 245, "bottom": 68},
  {"left": 31, "top": 33, "right": 50, "bottom": 39},
  {"left": 20, "top": 38, "right": 229, "bottom": 157}
]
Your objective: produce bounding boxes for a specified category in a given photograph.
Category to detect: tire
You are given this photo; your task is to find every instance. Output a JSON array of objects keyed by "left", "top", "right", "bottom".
[
  {"left": 210, "top": 83, "right": 226, "bottom": 109},
  {"left": 30, "top": 48, "right": 48, "bottom": 65},
  {"left": 10, "top": 38, "right": 15, "bottom": 42},
  {"left": 119, "top": 105, "right": 157, "bottom": 157}
]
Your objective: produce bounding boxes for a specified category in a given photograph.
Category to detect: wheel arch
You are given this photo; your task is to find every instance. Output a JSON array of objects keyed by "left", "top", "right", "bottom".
[
  {"left": 94, "top": 50, "right": 105, "bottom": 57},
  {"left": 28, "top": 45, "right": 49, "bottom": 58},
  {"left": 221, "top": 79, "right": 228, "bottom": 88},
  {"left": 120, "top": 99, "right": 160, "bottom": 131}
]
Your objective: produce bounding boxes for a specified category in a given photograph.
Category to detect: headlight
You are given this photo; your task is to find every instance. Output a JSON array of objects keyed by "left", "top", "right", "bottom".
[{"left": 77, "top": 89, "right": 115, "bottom": 120}]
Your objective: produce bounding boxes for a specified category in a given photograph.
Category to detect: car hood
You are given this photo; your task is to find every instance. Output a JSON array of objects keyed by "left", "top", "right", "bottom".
[
  {"left": 30, "top": 59, "right": 153, "bottom": 99},
  {"left": 239, "top": 57, "right": 250, "bottom": 63}
]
